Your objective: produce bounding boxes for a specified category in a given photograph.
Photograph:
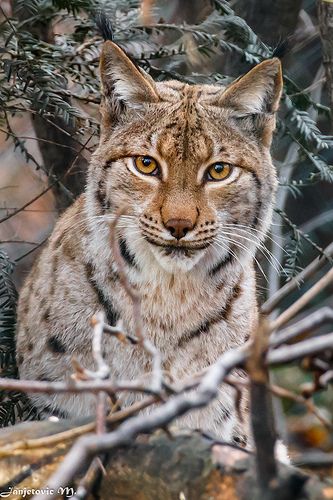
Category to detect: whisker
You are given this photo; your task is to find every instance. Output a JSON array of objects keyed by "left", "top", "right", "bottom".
[
  {"left": 220, "top": 223, "right": 288, "bottom": 254},
  {"left": 216, "top": 235, "right": 268, "bottom": 282},
  {"left": 217, "top": 229, "right": 282, "bottom": 274}
]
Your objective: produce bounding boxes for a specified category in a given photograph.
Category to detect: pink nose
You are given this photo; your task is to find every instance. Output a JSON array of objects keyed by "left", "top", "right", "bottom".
[{"left": 165, "top": 218, "right": 194, "bottom": 240}]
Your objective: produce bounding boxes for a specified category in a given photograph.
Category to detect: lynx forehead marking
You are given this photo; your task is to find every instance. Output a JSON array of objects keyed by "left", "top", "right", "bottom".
[{"left": 156, "top": 102, "right": 214, "bottom": 168}]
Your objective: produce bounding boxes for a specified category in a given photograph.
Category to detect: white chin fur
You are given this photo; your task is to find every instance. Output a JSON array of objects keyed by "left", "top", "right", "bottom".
[{"left": 149, "top": 245, "right": 206, "bottom": 273}]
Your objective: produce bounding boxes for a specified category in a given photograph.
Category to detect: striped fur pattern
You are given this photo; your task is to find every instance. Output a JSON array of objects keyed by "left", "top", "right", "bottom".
[{"left": 16, "top": 41, "right": 283, "bottom": 447}]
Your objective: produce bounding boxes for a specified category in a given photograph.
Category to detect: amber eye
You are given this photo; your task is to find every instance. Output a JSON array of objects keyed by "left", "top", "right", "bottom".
[
  {"left": 134, "top": 156, "right": 159, "bottom": 175},
  {"left": 206, "top": 162, "right": 233, "bottom": 181}
]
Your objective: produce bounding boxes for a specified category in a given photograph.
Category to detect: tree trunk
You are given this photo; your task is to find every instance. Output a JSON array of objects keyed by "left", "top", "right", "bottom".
[
  {"left": 318, "top": 0, "right": 333, "bottom": 131},
  {"left": 166, "top": 0, "right": 212, "bottom": 24},
  {"left": 235, "top": 0, "right": 303, "bottom": 47},
  {"left": 11, "top": 1, "right": 88, "bottom": 211}
]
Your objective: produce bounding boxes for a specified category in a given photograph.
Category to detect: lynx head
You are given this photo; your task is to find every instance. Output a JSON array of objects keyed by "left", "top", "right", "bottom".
[{"left": 88, "top": 41, "right": 283, "bottom": 273}]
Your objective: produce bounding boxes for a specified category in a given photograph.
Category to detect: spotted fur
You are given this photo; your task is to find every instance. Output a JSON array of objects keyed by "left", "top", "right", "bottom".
[{"left": 16, "top": 41, "right": 283, "bottom": 447}]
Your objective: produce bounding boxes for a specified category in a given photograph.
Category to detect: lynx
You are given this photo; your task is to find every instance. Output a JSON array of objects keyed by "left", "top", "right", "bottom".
[{"left": 16, "top": 37, "right": 283, "bottom": 450}]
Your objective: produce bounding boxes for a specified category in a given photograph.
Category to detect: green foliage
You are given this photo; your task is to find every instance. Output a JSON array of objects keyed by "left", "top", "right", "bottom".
[
  {"left": 0, "top": 251, "right": 38, "bottom": 426},
  {"left": 0, "top": 251, "right": 17, "bottom": 374}
]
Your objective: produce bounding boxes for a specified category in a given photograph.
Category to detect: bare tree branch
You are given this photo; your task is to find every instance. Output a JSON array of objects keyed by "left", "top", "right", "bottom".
[
  {"left": 269, "top": 266, "right": 333, "bottom": 332},
  {"left": 262, "top": 242, "right": 333, "bottom": 314}
]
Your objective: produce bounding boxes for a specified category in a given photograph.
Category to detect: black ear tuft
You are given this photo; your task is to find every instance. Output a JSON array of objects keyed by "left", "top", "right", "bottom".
[
  {"left": 272, "top": 37, "right": 291, "bottom": 59},
  {"left": 95, "top": 11, "right": 113, "bottom": 41}
]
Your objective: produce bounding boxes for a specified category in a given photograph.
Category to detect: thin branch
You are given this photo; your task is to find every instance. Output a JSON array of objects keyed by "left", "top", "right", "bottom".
[
  {"left": 319, "top": 370, "right": 333, "bottom": 388},
  {"left": 0, "top": 134, "right": 92, "bottom": 228},
  {"left": 270, "top": 306, "right": 333, "bottom": 347},
  {"left": 293, "top": 451, "right": 333, "bottom": 468},
  {"left": 74, "top": 313, "right": 110, "bottom": 381},
  {"left": 269, "top": 267, "right": 333, "bottom": 332},
  {"left": 268, "top": 332, "right": 333, "bottom": 365},
  {"left": 15, "top": 238, "right": 47, "bottom": 262},
  {"left": 0, "top": 240, "right": 40, "bottom": 245},
  {"left": 262, "top": 241, "right": 333, "bottom": 314},
  {"left": 269, "top": 384, "right": 332, "bottom": 429},
  {"left": 0, "top": 397, "right": 156, "bottom": 457},
  {"left": 71, "top": 458, "right": 104, "bottom": 500},
  {"left": 33, "top": 347, "right": 245, "bottom": 500},
  {"left": 0, "top": 127, "right": 78, "bottom": 150},
  {"left": 110, "top": 210, "right": 163, "bottom": 394},
  {"left": 0, "top": 186, "right": 54, "bottom": 225},
  {"left": 0, "top": 377, "right": 157, "bottom": 396}
]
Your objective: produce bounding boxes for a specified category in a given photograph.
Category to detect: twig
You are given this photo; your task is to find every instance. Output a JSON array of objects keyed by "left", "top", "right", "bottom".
[
  {"left": 74, "top": 313, "right": 110, "bottom": 381},
  {"left": 224, "top": 375, "right": 244, "bottom": 423},
  {"left": 33, "top": 348, "right": 245, "bottom": 500},
  {"left": 2, "top": 332, "right": 332, "bottom": 397},
  {"left": 262, "top": 242, "right": 333, "bottom": 314},
  {"left": 110, "top": 210, "right": 163, "bottom": 394},
  {"left": 0, "top": 397, "right": 157, "bottom": 457},
  {"left": 293, "top": 451, "right": 333, "bottom": 468},
  {"left": 268, "top": 332, "right": 333, "bottom": 365},
  {"left": 0, "top": 377, "right": 157, "bottom": 396},
  {"left": 0, "top": 134, "right": 92, "bottom": 227},
  {"left": 270, "top": 306, "right": 333, "bottom": 347},
  {"left": 0, "top": 186, "right": 54, "bottom": 224},
  {"left": 269, "top": 384, "right": 332, "bottom": 429},
  {"left": 70, "top": 459, "right": 102, "bottom": 500},
  {"left": 269, "top": 267, "right": 333, "bottom": 332},
  {"left": 76, "top": 316, "right": 109, "bottom": 500},
  {"left": 319, "top": 370, "right": 333, "bottom": 388},
  {"left": 0, "top": 127, "right": 78, "bottom": 150},
  {"left": 15, "top": 238, "right": 47, "bottom": 262},
  {"left": 103, "top": 323, "right": 138, "bottom": 345},
  {"left": 0, "top": 240, "right": 40, "bottom": 245}
]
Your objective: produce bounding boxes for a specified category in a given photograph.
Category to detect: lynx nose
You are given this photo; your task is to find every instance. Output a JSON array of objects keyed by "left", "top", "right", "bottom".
[{"left": 165, "top": 218, "right": 194, "bottom": 240}]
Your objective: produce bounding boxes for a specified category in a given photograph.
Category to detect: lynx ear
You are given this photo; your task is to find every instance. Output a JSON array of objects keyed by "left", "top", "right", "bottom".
[
  {"left": 219, "top": 58, "right": 283, "bottom": 115},
  {"left": 100, "top": 40, "right": 159, "bottom": 111}
]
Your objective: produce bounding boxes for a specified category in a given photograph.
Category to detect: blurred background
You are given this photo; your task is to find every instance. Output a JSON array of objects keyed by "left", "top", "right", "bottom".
[{"left": 0, "top": 0, "right": 332, "bottom": 468}]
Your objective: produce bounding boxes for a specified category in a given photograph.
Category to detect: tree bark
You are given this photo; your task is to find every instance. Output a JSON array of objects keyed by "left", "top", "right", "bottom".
[{"left": 318, "top": 0, "right": 333, "bottom": 131}]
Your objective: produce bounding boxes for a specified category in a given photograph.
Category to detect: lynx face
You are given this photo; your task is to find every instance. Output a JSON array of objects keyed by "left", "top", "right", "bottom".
[{"left": 89, "top": 42, "right": 282, "bottom": 273}]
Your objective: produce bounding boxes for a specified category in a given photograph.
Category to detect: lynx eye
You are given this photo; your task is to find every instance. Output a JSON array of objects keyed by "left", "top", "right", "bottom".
[
  {"left": 206, "top": 162, "right": 233, "bottom": 181},
  {"left": 134, "top": 156, "right": 159, "bottom": 175}
]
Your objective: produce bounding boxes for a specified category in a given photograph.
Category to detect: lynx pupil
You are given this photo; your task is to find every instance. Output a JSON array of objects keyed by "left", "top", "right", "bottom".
[{"left": 142, "top": 157, "right": 151, "bottom": 167}]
